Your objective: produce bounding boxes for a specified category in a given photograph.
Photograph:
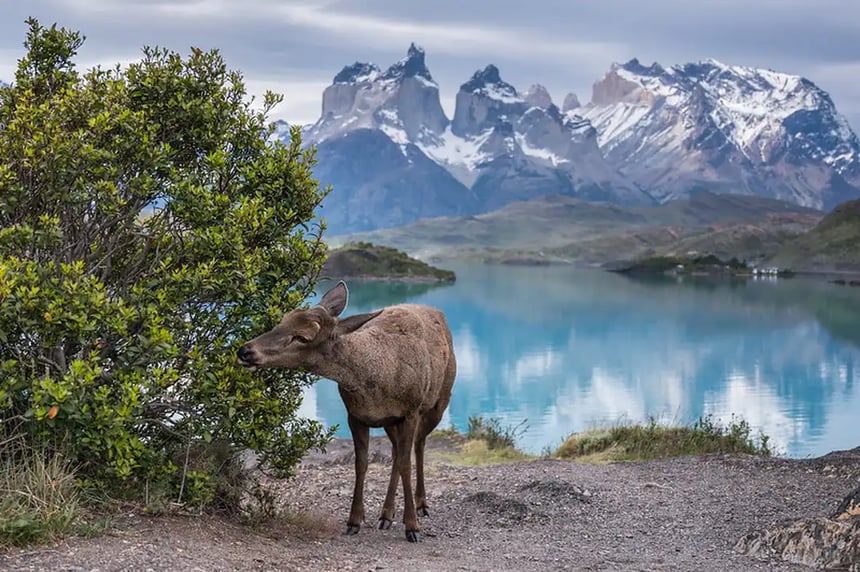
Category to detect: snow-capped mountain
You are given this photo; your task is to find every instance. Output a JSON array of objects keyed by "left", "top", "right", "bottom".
[
  {"left": 306, "top": 43, "right": 448, "bottom": 148},
  {"left": 580, "top": 58, "right": 860, "bottom": 210},
  {"left": 303, "top": 46, "right": 651, "bottom": 234},
  {"left": 298, "top": 47, "right": 860, "bottom": 234},
  {"left": 420, "top": 64, "right": 650, "bottom": 210},
  {"left": 303, "top": 45, "right": 478, "bottom": 234}
]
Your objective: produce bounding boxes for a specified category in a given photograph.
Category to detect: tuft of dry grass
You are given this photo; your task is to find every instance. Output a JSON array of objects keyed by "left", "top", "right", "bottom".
[
  {"left": 465, "top": 416, "right": 527, "bottom": 451},
  {"left": 243, "top": 500, "right": 340, "bottom": 540},
  {"left": 238, "top": 480, "right": 339, "bottom": 540},
  {"left": 451, "top": 440, "right": 534, "bottom": 466},
  {"left": 0, "top": 446, "right": 81, "bottom": 548},
  {"left": 258, "top": 509, "right": 341, "bottom": 540}
]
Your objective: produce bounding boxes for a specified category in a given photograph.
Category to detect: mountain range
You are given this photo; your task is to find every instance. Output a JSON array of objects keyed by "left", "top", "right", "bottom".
[
  {"left": 294, "top": 45, "right": 860, "bottom": 235},
  {"left": 329, "top": 190, "right": 825, "bottom": 268}
]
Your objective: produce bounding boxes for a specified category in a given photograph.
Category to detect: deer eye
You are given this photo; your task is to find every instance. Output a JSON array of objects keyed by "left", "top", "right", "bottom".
[{"left": 291, "top": 335, "right": 311, "bottom": 345}]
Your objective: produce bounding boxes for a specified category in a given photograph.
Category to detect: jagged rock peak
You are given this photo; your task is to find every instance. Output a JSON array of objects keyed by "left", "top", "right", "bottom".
[
  {"left": 619, "top": 57, "right": 665, "bottom": 76},
  {"left": 524, "top": 84, "right": 553, "bottom": 108},
  {"left": 381, "top": 43, "right": 433, "bottom": 82},
  {"left": 333, "top": 62, "right": 381, "bottom": 84},
  {"left": 461, "top": 64, "right": 518, "bottom": 97},
  {"left": 562, "top": 92, "right": 581, "bottom": 112}
]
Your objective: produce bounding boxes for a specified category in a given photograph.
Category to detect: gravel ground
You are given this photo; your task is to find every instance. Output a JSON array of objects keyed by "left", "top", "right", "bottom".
[{"left": 2, "top": 437, "right": 859, "bottom": 572}]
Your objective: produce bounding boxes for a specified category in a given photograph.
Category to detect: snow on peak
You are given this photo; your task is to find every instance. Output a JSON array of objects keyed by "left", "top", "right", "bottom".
[
  {"left": 461, "top": 65, "right": 522, "bottom": 103},
  {"left": 333, "top": 62, "right": 381, "bottom": 85},
  {"left": 381, "top": 43, "right": 434, "bottom": 84},
  {"left": 563, "top": 114, "right": 595, "bottom": 136},
  {"left": 307, "top": 43, "right": 450, "bottom": 146},
  {"left": 618, "top": 58, "right": 666, "bottom": 77},
  {"left": 589, "top": 57, "right": 859, "bottom": 167},
  {"left": 609, "top": 57, "right": 811, "bottom": 116}
]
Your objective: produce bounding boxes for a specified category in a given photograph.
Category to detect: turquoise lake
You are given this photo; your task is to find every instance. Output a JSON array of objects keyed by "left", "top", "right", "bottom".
[{"left": 299, "top": 265, "right": 860, "bottom": 458}]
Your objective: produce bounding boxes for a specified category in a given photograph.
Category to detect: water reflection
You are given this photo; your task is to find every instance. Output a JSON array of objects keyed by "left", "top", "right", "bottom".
[{"left": 304, "top": 266, "right": 860, "bottom": 457}]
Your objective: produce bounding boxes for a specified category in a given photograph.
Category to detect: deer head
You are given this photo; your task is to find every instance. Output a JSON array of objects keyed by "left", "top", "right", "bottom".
[{"left": 236, "top": 281, "right": 378, "bottom": 370}]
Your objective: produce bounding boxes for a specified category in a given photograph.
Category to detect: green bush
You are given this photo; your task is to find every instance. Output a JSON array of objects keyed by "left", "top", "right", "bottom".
[{"left": 0, "top": 19, "right": 333, "bottom": 504}]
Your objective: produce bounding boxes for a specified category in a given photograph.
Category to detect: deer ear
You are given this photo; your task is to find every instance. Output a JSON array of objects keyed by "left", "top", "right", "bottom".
[
  {"left": 318, "top": 280, "right": 349, "bottom": 317},
  {"left": 334, "top": 310, "right": 382, "bottom": 336}
]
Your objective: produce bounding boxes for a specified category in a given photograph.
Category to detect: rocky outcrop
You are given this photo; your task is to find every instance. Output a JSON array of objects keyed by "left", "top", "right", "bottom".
[
  {"left": 451, "top": 65, "right": 528, "bottom": 137},
  {"left": 735, "top": 486, "right": 860, "bottom": 570},
  {"left": 523, "top": 84, "right": 553, "bottom": 109},
  {"left": 306, "top": 43, "right": 449, "bottom": 146},
  {"left": 310, "top": 129, "right": 476, "bottom": 234},
  {"left": 561, "top": 92, "right": 581, "bottom": 112},
  {"left": 591, "top": 63, "right": 645, "bottom": 105}
]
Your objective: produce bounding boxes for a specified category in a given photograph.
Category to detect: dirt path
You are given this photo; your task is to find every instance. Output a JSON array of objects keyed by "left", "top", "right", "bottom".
[{"left": 2, "top": 437, "right": 859, "bottom": 572}]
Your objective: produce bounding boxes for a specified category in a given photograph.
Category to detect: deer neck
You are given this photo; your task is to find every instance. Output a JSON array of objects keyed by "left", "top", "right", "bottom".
[{"left": 304, "top": 335, "right": 365, "bottom": 391}]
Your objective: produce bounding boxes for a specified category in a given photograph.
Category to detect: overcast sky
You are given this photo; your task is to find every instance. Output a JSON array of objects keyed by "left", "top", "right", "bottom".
[{"left": 2, "top": 0, "right": 859, "bottom": 130}]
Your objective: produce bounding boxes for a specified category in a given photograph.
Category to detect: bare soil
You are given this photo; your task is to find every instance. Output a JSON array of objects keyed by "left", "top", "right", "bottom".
[{"left": 2, "top": 436, "right": 859, "bottom": 572}]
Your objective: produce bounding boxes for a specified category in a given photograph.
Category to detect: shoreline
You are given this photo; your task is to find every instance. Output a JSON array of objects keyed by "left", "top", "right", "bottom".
[{"left": 3, "top": 436, "right": 858, "bottom": 571}]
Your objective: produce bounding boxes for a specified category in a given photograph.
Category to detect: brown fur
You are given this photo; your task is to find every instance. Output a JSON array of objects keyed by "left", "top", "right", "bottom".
[{"left": 237, "top": 281, "right": 456, "bottom": 542}]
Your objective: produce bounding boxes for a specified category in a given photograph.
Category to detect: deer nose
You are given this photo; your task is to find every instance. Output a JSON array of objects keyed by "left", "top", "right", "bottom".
[{"left": 237, "top": 345, "right": 253, "bottom": 363}]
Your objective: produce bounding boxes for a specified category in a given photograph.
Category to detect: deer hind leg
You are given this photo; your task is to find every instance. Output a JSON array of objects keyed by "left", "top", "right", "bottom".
[
  {"left": 414, "top": 401, "right": 446, "bottom": 517},
  {"left": 396, "top": 416, "right": 421, "bottom": 542},
  {"left": 346, "top": 414, "right": 370, "bottom": 535},
  {"left": 379, "top": 417, "right": 421, "bottom": 542}
]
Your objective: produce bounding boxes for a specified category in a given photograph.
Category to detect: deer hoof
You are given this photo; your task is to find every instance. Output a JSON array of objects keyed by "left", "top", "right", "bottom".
[
  {"left": 405, "top": 529, "right": 420, "bottom": 543},
  {"left": 377, "top": 518, "right": 392, "bottom": 530},
  {"left": 345, "top": 524, "right": 360, "bottom": 535},
  {"left": 417, "top": 506, "right": 429, "bottom": 517}
]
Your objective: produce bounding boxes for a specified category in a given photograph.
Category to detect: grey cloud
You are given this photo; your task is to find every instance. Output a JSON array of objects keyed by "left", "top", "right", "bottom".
[{"left": 1, "top": 0, "right": 858, "bottom": 128}]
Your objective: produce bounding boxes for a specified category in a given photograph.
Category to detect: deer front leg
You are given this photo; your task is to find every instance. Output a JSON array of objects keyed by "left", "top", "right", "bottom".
[
  {"left": 346, "top": 414, "right": 370, "bottom": 535},
  {"left": 378, "top": 424, "right": 400, "bottom": 530}
]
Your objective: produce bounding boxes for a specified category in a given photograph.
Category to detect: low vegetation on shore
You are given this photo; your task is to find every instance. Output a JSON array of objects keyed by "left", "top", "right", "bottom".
[
  {"left": 607, "top": 254, "right": 754, "bottom": 276},
  {"left": 434, "top": 414, "right": 772, "bottom": 466},
  {"left": 606, "top": 253, "right": 804, "bottom": 278},
  {"left": 322, "top": 242, "right": 456, "bottom": 282},
  {"left": 553, "top": 415, "right": 772, "bottom": 463}
]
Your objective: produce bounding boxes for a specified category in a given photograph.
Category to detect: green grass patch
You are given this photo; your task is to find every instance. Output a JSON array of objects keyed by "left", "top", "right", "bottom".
[
  {"left": 431, "top": 416, "right": 534, "bottom": 465},
  {"left": 440, "top": 439, "right": 534, "bottom": 466},
  {"left": 554, "top": 415, "right": 772, "bottom": 463}
]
